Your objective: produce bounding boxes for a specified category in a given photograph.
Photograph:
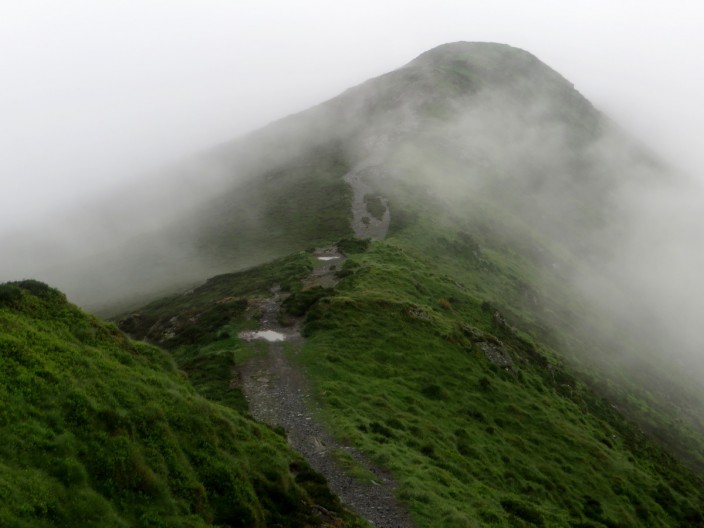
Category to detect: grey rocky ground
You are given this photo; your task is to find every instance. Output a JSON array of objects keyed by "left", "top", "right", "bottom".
[{"left": 344, "top": 164, "right": 391, "bottom": 240}]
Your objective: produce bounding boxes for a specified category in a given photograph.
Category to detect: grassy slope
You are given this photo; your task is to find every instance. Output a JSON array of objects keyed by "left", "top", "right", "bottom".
[
  {"left": 374, "top": 171, "right": 704, "bottom": 476},
  {"left": 191, "top": 142, "right": 353, "bottom": 266},
  {"left": 109, "top": 49, "right": 704, "bottom": 524},
  {"left": 121, "top": 243, "right": 704, "bottom": 527},
  {"left": 77, "top": 140, "right": 352, "bottom": 318},
  {"left": 0, "top": 280, "right": 366, "bottom": 528},
  {"left": 111, "top": 141, "right": 704, "bottom": 527},
  {"left": 298, "top": 241, "right": 704, "bottom": 527},
  {"left": 9, "top": 42, "right": 699, "bottom": 527}
]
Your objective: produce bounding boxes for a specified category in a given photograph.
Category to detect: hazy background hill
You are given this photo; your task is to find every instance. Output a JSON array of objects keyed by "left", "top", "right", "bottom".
[
  {"left": 3, "top": 41, "right": 703, "bottom": 399},
  {"left": 1, "top": 42, "right": 693, "bottom": 313}
]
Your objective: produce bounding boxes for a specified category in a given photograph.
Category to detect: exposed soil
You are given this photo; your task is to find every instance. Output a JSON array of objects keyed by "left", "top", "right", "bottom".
[
  {"left": 344, "top": 164, "right": 390, "bottom": 240},
  {"left": 237, "top": 248, "right": 414, "bottom": 528}
]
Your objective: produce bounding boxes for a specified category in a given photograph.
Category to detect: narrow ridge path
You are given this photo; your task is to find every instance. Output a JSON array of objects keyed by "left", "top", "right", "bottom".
[{"left": 237, "top": 248, "right": 414, "bottom": 528}]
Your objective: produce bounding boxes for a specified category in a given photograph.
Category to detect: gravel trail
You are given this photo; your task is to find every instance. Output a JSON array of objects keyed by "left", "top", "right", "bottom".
[{"left": 237, "top": 249, "right": 414, "bottom": 528}]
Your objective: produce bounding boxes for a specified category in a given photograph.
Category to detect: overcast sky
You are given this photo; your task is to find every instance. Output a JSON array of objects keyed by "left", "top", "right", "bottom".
[{"left": 1, "top": 1, "right": 702, "bottom": 231}]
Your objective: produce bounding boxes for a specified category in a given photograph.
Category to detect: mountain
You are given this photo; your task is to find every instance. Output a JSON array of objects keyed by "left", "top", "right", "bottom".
[
  {"left": 2, "top": 42, "right": 704, "bottom": 526},
  {"left": 0, "top": 42, "right": 659, "bottom": 313}
]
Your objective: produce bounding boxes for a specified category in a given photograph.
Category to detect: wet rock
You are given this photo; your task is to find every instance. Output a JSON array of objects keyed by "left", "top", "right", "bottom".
[
  {"left": 479, "top": 342, "right": 514, "bottom": 368},
  {"left": 460, "top": 323, "right": 485, "bottom": 342},
  {"left": 407, "top": 305, "right": 431, "bottom": 321},
  {"left": 344, "top": 163, "right": 391, "bottom": 240},
  {"left": 492, "top": 310, "right": 509, "bottom": 328}
]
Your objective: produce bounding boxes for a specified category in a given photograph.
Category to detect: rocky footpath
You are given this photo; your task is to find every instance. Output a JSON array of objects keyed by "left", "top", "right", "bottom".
[{"left": 236, "top": 248, "right": 414, "bottom": 528}]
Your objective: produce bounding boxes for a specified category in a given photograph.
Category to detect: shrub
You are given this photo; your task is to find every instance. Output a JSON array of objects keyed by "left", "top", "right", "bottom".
[
  {"left": 0, "top": 283, "right": 22, "bottom": 306},
  {"left": 337, "top": 237, "right": 371, "bottom": 254},
  {"left": 582, "top": 496, "right": 603, "bottom": 520},
  {"left": 437, "top": 298, "right": 452, "bottom": 311},
  {"left": 369, "top": 421, "right": 394, "bottom": 438},
  {"left": 16, "top": 279, "right": 55, "bottom": 298},
  {"left": 421, "top": 384, "right": 448, "bottom": 400},
  {"left": 478, "top": 377, "right": 492, "bottom": 392},
  {"left": 281, "top": 287, "right": 328, "bottom": 317}
]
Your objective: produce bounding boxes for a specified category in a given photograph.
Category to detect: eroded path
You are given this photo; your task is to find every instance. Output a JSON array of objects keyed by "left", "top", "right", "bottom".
[{"left": 237, "top": 249, "right": 414, "bottom": 528}]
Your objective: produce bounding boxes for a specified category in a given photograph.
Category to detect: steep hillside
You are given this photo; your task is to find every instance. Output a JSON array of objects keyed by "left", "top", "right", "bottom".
[
  {"left": 0, "top": 280, "right": 366, "bottom": 527},
  {"left": 119, "top": 242, "right": 704, "bottom": 527}
]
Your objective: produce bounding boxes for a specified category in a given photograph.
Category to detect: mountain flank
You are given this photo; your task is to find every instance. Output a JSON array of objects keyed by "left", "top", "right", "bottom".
[
  {"left": 116, "top": 42, "right": 704, "bottom": 526},
  {"left": 118, "top": 223, "right": 704, "bottom": 527},
  {"left": 0, "top": 280, "right": 367, "bottom": 527}
]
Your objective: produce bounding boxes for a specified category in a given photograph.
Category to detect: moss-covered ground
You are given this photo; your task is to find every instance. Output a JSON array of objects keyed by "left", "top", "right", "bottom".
[
  {"left": 298, "top": 241, "right": 704, "bottom": 526},
  {"left": 0, "top": 280, "right": 366, "bottom": 527},
  {"left": 122, "top": 239, "right": 704, "bottom": 527}
]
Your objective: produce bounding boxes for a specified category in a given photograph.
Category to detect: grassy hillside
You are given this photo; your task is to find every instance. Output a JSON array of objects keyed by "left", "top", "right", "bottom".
[
  {"left": 300, "top": 241, "right": 704, "bottom": 526},
  {"left": 188, "top": 142, "right": 353, "bottom": 267},
  {"left": 120, "top": 243, "right": 704, "bottom": 527},
  {"left": 369, "top": 168, "right": 704, "bottom": 476},
  {"left": 0, "top": 280, "right": 366, "bottom": 527},
  {"left": 13, "top": 43, "right": 704, "bottom": 527}
]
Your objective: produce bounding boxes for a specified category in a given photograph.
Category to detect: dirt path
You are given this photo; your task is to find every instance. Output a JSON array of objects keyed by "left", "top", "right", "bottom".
[
  {"left": 344, "top": 164, "right": 391, "bottom": 240},
  {"left": 302, "top": 247, "right": 347, "bottom": 290},
  {"left": 237, "top": 249, "right": 414, "bottom": 528}
]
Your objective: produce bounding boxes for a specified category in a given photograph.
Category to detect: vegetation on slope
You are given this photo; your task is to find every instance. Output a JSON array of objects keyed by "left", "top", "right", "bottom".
[
  {"left": 298, "top": 241, "right": 704, "bottom": 526},
  {"left": 121, "top": 241, "right": 704, "bottom": 527},
  {"left": 372, "top": 172, "right": 704, "bottom": 476},
  {"left": 191, "top": 142, "right": 353, "bottom": 267},
  {"left": 110, "top": 42, "right": 704, "bottom": 527},
  {"left": 119, "top": 252, "right": 316, "bottom": 415},
  {"left": 120, "top": 253, "right": 313, "bottom": 350},
  {"left": 0, "top": 279, "right": 365, "bottom": 527}
]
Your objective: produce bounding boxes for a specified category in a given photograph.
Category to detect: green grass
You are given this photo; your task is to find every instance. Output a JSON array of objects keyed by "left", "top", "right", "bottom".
[
  {"left": 384, "top": 179, "right": 704, "bottom": 475},
  {"left": 0, "top": 280, "right": 366, "bottom": 527},
  {"left": 170, "top": 333, "right": 252, "bottom": 414},
  {"left": 193, "top": 142, "right": 353, "bottom": 266},
  {"left": 329, "top": 450, "right": 377, "bottom": 484},
  {"left": 296, "top": 241, "right": 704, "bottom": 526},
  {"left": 118, "top": 252, "right": 314, "bottom": 349},
  {"left": 123, "top": 240, "right": 704, "bottom": 527}
]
